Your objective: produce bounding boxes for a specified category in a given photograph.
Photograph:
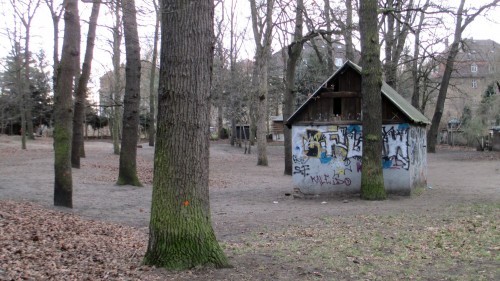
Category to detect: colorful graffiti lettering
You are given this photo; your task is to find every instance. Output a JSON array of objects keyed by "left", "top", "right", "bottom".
[
  {"left": 382, "top": 124, "right": 409, "bottom": 170},
  {"left": 296, "top": 124, "right": 412, "bottom": 170},
  {"left": 292, "top": 124, "right": 427, "bottom": 192}
]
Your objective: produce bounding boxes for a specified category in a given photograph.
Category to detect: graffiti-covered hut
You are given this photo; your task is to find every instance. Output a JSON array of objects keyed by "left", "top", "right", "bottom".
[{"left": 286, "top": 61, "right": 430, "bottom": 196}]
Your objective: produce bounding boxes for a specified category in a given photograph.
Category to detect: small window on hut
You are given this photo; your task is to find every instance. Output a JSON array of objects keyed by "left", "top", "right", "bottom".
[
  {"left": 332, "top": 97, "right": 361, "bottom": 121},
  {"left": 333, "top": 98, "right": 342, "bottom": 116}
]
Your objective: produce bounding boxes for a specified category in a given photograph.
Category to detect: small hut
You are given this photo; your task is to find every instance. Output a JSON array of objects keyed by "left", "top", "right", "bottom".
[{"left": 286, "top": 61, "right": 430, "bottom": 196}]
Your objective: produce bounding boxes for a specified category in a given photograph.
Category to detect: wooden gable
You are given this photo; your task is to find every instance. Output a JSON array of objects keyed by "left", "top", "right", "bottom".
[{"left": 287, "top": 61, "right": 427, "bottom": 127}]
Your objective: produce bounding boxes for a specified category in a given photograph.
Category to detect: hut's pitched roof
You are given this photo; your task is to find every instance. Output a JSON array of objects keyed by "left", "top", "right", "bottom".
[{"left": 287, "top": 60, "right": 430, "bottom": 126}]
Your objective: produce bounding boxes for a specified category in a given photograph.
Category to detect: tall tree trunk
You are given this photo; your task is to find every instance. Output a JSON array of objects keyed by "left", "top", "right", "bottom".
[
  {"left": 24, "top": 27, "right": 35, "bottom": 141},
  {"left": 72, "top": 1, "right": 100, "bottom": 168},
  {"left": 256, "top": 53, "right": 269, "bottom": 166},
  {"left": 143, "top": 0, "right": 229, "bottom": 269},
  {"left": 148, "top": 1, "right": 160, "bottom": 147},
  {"left": 19, "top": 1, "right": 41, "bottom": 141},
  {"left": 284, "top": 0, "right": 304, "bottom": 175},
  {"left": 45, "top": 0, "right": 63, "bottom": 111},
  {"left": 324, "top": 0, "right": 334, "bottom": 72},
  {"left": 345, "top": 0, "right": 355, "bottom": 61},
  {"left": 117, "top": 0, "right": 142, "bottom": 186},
  {"left": 111, "top": 1, "right": 122, "bottom": 155},
  {"left": 250, "top": 0, "right": 274, "bottom": 166},
  {"left": 54, "top": 0, "right": 79, "bottom": 208},
  {"left": 410, "top": 0, "right": 429, "bottom": 110},
  {"left": 14, "top": 41, "right": 27, "bottom": 149},
  {"left": 359, "top": 0, "right": 386, "bottom": 200}
]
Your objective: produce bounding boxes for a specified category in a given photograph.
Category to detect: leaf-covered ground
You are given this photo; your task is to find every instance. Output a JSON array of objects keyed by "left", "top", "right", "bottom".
[
  {"left": 0, "top": 200, "right": 162, "bottom": 280},
  {"left": 1, "top": 200, "right": 498, "bottom": 280},
  {"left": 0, "top": 135, "right": 499, "bottom": 280}
]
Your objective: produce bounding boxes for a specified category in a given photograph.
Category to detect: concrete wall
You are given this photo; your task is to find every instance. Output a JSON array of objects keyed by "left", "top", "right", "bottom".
[{"left": 291, "top": 123, "right": 427, "bottom": 196}]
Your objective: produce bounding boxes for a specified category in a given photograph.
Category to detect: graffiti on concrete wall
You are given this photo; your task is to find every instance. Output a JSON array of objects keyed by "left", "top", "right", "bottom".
[
  {"left": 409, "top": 126, "right": 427, "bottom": 186},
  {"left": 292, "top": 124, "right": 427, "bottom": 189},
  {"left": 382, "top": 123, "right": 410, "bottom": 170}
]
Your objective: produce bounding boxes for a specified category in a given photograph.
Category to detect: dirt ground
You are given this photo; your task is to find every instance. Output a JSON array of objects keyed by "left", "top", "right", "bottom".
[{"left": 1, "top": 134, "right": 499, "bottom": 280}]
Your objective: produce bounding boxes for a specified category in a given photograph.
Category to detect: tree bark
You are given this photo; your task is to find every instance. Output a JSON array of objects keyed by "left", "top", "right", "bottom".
[
  {"left": 345, "top": 0, "right": 355, "bottom": 61},
  {"left": 143, "top": 0, "right": 230, "bottom": 269},
  {"left": 148, "top": 0, "right": 160, "bottom": 147},
  {"left": 284, "top": 0, "right": 304, "bottom": 175},
  {"left": 53, "top": 0, "right": 79, "bottom": 208},
  {"left": 117, "top": 0, "right": 142, "bottom": 186},
  {"left": 359, "top": 0, "right": 386, "bottom": 200},
  {"left": 13, "top": 41, "right": 27, "bottom": 149},
  {"left": 250, "top": 0, "right": 274, "bottom": 166},
  {"left": 324, "top": 0, "right": 334, "bottom": 72},
  {"left": 111, "top": 1, "right": 122, "bottom": 155},
  {"left": 72, "top": 1, "right": 100, "bottom": 168}
]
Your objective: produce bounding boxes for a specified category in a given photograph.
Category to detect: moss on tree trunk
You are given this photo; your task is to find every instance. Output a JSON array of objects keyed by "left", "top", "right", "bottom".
[
  {"left": 359, "top": 0, "right": 386, "bottom": 200},
  {"left": 116, "top": 0, "right": 142, "bottom": 187},
  {"left": 53, "top": 0, "right": 79, "bottom": 208},
  {"left": 143, "top": 0, "right": 229, "bottom": 270}
]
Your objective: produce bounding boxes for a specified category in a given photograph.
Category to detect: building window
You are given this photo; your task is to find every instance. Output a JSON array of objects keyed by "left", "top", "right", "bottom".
[
  {"left": 471, "top": 63, "right": 478, "bottom": 73},
  {"left": 472, "top": 79, "right": 478, "bottom": 88}
]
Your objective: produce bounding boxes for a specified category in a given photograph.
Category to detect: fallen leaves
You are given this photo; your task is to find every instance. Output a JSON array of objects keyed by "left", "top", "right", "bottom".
[{"left": 0, "top": 200, "right": 162, "bottom": 281}]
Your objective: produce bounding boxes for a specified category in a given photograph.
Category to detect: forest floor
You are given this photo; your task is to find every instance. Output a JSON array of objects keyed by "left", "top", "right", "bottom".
[{"left": 0, "top": 134, "right": 499, "bottom": 280}]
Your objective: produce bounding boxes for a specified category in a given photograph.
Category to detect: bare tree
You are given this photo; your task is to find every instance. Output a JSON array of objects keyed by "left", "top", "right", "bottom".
[
  {"left": 283, "top": 0, "right": 303, "bottom": 175},
  {"left": 53, "top": 0, "right": 80, "bottom": 208},
  {"left": 249, "top": 0, "right": 275, "bottom": 166},
  {"left": 143, "top": 0, "right": 230, "bottom": 269},
  {"left": 410, "top": 0, "right": 430, "bottom": 110},
  {"left": 381, "top": 0, "right": 415, "bottom": 89},
  {"left": 116, "top": 0, "right": 142, "bottom": 186},
  {"left": 72, "top": 0, "right": 101, "bottom": 168},
  {"left": 427, "top": 0, "right": 500, "bottom": 153},
  {"left": 110, "top": 0, "right": 123, "bottom": 155},
  {"left": 359, "top": 0, "right": 386, "bottom": 200},
  {"left": 44, "top": 0, "right": 64, "bottom": 88},
  {"left": 11, "top": 0, "right": 41, "bottom": 141}
]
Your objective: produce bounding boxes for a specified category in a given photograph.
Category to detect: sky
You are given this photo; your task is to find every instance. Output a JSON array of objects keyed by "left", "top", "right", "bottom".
[{"left": 0, "top": 0, "right": 499, "bottom": 102}]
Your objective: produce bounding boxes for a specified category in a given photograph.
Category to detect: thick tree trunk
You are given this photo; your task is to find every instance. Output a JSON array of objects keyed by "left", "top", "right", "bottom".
[
  {"left": 359, "top": 0, "right": 386, "bottom": 200},
  {"left": 284, "top": 0, "right": 304, "bottom": 175},
  {"left": 72, "top": 1, "right": 100, "bottom": 168},
  {"left": 148, "top": 6, "right": 160, "bottom": 147},
  {"left": 54, "top": 0, "right": 79, "bottom": 208},
  {"left": 143, "top": 0, "right": 229, "bottom": 269},
  {"left": 117, "top": 0, "right": 142, "bottom": 186}
]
